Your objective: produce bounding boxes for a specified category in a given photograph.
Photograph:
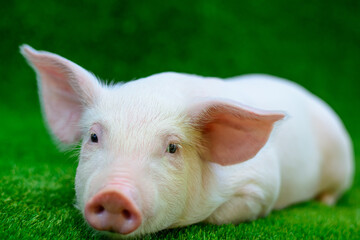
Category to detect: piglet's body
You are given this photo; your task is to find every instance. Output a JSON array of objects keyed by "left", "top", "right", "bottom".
[{"left": 21, "top": 45, "right": 354, "bottom": 238}]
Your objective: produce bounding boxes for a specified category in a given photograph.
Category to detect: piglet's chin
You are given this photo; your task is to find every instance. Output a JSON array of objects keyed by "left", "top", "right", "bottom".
[{"left": 84, "top": 186, "right": 142, "bottom": 235}]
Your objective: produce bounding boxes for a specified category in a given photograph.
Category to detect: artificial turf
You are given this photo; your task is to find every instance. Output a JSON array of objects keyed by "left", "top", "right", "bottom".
[{"left": 0, "top": 0, "right": 359, "bottom": 239}]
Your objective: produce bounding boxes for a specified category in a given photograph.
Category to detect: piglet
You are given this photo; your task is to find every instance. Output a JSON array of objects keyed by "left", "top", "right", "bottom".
[{"left": 21, "top": 45, "right": 354, "bottom": 238}]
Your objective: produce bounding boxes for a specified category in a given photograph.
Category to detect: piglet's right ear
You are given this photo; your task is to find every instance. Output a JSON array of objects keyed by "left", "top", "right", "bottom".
[{"left": 20, "top": 44, "right": 102, "bottom": 146}]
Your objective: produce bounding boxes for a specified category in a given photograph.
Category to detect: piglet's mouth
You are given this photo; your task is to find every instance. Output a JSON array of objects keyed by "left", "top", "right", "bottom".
[{"left": 84, "top": 186, "right": 142, "bottom": 234}]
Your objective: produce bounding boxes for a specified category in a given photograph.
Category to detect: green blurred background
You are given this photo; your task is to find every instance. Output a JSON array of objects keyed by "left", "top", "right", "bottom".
[{"left": 0, "top": 0, "right": 359, "bottom": 239}]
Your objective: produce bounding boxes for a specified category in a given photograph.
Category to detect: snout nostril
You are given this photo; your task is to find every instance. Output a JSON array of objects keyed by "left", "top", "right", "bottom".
[
  {"left": 85, "top": 188, "right": 142, "bottom": 234},
  {"left": 94, "top": 205, "right": 105, "bottom": 214},
  {"left": 122, "top": 209, "right": 131, "bottom": 219}
]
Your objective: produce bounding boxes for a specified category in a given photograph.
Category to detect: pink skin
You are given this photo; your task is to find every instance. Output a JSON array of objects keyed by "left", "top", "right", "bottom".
[
  {"left": 85, "top": 186, "right": 142, "bottom": 234},
  {"left": 190, "top": 100, "right": 285, "bottom": 165},
  {"left": 20, "top": 45, "right": 354, "bottom": 238}
]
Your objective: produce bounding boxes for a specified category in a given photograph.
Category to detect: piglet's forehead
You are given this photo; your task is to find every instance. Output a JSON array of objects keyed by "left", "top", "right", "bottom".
[
  {"left": 83, "top": 101, "right": 189, "bottom": 149},
  {"left": 91, "top": 88, "right": 187, "bottom": 127}
]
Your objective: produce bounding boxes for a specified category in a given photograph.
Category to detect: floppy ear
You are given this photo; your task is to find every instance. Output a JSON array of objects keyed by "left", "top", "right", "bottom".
[
  {"left": 189, "top": 99, "right": 285, "bottom": 166},
  {"left": 20, "top": 44, "right": 102, "bottom": 145}
]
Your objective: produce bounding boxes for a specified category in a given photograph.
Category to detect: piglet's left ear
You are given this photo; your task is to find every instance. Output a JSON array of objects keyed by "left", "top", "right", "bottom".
[{"left": 189, "top": 99, "right": 285, "bottom": 166}]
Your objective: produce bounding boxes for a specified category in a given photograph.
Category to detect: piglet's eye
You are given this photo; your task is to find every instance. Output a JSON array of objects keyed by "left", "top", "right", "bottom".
[
  {"left": 166, "top": 143, "right": 178, "bottom": 154},
  {"left": 90, "top": 133, "right": 98, "bottom": 143}
]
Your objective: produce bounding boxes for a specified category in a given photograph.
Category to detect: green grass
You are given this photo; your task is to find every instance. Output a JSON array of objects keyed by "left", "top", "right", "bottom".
[{"left": 0, "top": 0, "right": 359, "bottom": 239}]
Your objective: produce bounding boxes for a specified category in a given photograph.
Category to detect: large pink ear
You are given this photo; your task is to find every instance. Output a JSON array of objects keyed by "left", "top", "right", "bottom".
[
  {"left": 20, "top": 44, "right": 101, "bottom": 145},
  {"left": 189, "top": 99, "right": 285, "bottom": 166}
]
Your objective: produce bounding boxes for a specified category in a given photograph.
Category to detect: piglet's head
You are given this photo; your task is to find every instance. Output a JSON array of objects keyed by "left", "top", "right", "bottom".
[{"left": 21, "top": 45, "right": 284, "bottom": 238}]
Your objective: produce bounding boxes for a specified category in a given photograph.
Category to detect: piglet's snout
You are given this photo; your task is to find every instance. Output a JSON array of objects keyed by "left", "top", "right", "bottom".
[{"left": 84, "top": 187, "right": 142, "bottom": 234}]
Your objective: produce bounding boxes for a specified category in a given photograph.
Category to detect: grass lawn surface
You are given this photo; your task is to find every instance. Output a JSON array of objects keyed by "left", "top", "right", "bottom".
[{"left": 0, "top": 0, "right": 359, "bottom": 239}]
